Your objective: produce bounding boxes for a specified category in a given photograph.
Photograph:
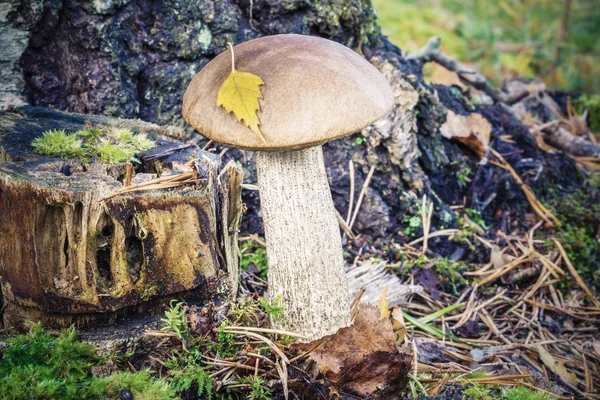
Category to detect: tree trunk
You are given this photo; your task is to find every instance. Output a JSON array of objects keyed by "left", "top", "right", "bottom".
[
  {"left": 256, "top": 146, "right": 351, "bottom": 341},
  {"left": 0, "top": 106, "right": 243, "bottom": 330}
]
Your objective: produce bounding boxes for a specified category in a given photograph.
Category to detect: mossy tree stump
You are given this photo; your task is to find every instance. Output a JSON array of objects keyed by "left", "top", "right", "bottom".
[{"left": 0, "top": 107, "right": 243, "bottom": 330}]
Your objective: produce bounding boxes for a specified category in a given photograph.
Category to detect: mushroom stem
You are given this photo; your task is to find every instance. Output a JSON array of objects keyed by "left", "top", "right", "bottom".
[{"left": 256, "top": 146, "right": 352, "bottom": 342}]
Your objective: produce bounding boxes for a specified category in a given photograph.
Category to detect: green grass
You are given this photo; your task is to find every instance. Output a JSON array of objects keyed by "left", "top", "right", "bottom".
[{"left": 373, "top": 0, "right": 600, "bottom": 94}]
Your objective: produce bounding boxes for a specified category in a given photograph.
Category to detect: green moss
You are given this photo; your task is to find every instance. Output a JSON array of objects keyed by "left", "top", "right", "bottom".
[
  {"left": 0, "top": 324, "right": 176, "bottom": 400},
  {"left": 544, "top": 190, "right": 600, "bottom": 291},
  {"left": 502, "top": 386, "right": 546, "bottom": 400},
  {"left": 89, "top": 138, "right": 132, "bottom": 164},
  {"left": 455, "top": 162, "right": 472, "bottom": 187},
  {"left": 464, "top": 208, "right": 490, "bottom": 230},
  {"left": 548, "top": 224, "right": 600, "bottom": 291},
  {"left": 463, "top": 383, "right": 493, "bottom": 400},
  {"left": 89, "top": 371, "right": 175, "bottom": 400},
  {"left": 31, "top": 127, "right": 156, "bottom": 164},
  {"left": 31, "top": 129, "right": 87, "bottom": 160}
]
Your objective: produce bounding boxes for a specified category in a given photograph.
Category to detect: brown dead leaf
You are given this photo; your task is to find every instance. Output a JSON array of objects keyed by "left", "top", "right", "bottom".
[
  {"left": 440, "top": 110, "right": 491, "bottom": 157},
  {"left": 428, "top": 63, "right": 468, "bottom": 89},
  {"left": 378, "top": 286, "right": 391, "bottom": 320},
  {"left": 300, "top": 304, "right": 411, "bottom": 399},
  {"left": 536, "top": 344, "right": 578, "bottom": 387}
]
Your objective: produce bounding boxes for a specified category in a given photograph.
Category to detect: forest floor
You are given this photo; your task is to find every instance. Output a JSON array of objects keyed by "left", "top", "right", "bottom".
[{"left": 1, "top": 174, "right": 599, "bottom": 399}]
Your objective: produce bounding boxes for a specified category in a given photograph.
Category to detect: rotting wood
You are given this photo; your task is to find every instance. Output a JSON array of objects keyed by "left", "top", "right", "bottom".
[{"left": 0, "top": 107, "right": 242, "bottom": 329}]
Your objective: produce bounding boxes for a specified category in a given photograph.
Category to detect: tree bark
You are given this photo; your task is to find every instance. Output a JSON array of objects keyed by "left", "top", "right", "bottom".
[{"left": 256, "top": 146, "right": 351, "bottom": 341}]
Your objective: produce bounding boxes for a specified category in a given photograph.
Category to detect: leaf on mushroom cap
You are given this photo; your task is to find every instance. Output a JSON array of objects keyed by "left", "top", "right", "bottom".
[
  {"left": 182, "top": 34, "right": 394, "bottom": 151},
  {"left": 216, "top": 44, "right": 266, "bottom": 142}
]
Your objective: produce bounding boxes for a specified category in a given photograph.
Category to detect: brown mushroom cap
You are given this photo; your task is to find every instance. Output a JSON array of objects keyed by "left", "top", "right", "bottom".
[{"left": 182, "top": 34, "right": 394, "bottom": 151}]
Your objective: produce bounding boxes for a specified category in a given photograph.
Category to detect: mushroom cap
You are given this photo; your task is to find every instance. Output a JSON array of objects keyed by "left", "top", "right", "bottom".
[{"left": 182, "top": 34, "right": 394, "bottom": 151}]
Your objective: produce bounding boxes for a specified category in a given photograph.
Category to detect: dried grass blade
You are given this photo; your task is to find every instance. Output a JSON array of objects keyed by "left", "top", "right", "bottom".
[{"left": 552, "top": 238, "right": 600, "bottom": 307}]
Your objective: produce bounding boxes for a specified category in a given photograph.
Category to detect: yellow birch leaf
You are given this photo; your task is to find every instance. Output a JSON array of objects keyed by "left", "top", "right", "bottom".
[
  {"left": 378, "top": 286, "right": 391, "bottom": 320},
  {"left": 216, "top": 43, "right": 265, "bottom": 141}
]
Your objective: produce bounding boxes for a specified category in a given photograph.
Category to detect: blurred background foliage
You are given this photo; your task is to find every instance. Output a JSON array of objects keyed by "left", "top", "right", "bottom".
[{"left": 373, "top": 0, "right": 600, "bottom": 94}]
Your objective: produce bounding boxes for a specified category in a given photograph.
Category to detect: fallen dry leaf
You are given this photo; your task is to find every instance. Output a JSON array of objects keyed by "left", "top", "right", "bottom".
[
  {"left": 216, "top": 43, "right": 265, "bottom": 141},
  {"left": 440, "top": 110, "right": 491, "bottom": 157},
  {"left": 299, "top": 303, "right": 410, "bottom": 399},
  {"left": 536, "top": 344, "right": 578, "bottom": 387},
  {"left": 378, "top": 286, "right": 391, "bottom": 320}
]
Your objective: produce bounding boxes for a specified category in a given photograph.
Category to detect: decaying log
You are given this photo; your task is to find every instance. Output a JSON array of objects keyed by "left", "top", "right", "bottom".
[{"left": 0, "top": 107, "right": 242, "bottom": 329}]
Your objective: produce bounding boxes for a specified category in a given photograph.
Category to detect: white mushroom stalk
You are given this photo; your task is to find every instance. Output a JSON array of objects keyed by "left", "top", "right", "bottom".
[{"left": 256, "top": 146, "right": 351, "bottom": 341}]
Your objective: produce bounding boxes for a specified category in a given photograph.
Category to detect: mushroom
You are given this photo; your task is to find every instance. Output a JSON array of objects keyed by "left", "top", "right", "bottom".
[{"left": 182, "top": 34, "right": 393, "bottom": 341}]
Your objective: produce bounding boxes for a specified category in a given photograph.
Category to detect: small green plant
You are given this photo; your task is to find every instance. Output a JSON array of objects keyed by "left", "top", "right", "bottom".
[
  {"left": 161, "top": 300, "right": 189, "bottom": 349},
  {"left": 401, "top": 197, "right": 424, "bottom": 237},
  {"left": 434, "top": 257, "right": 467, "bottom": 291},
  {"left": 237, "top": 375, "right": 272, "bottom": 400},
  {"left": 214, "top": 324, "right": 237, "bottom": 358},
  {"left": 465, "top": 208, "right": 490, "bottom": 230},
  {"left": 227, "top": 298, "right": 263, "bottom": 326},
  {"left": 548, "top": 224, "right": 600, "bottom": 291},
  {"left": 258, "top": 295, "right": 285, "bottom": 322},
  {"left": 462, "top": 383, "right": 493, "bottom": 400},
  {"left": 31, "top": 129, "right": 87, "bottom": 160},
  {"left": 240, "top": 240, "right": 268, "bottom": 280},
  {"left": 169, "top": 361, "right": 215, "bottom": 400},
  {"left": 456, "top": 163, "right": 472, "bottom": 187},
  {"left": 398, "top": 255, "right": 468, "bottom": 293},
  {"left": 76, "top": 127, "right": 102, "bottom": 142},
  {"left": 89, "top": 138, "right": 131, "bottom": 164},
  {"left": 354, "top": 136, "right": 367, "bottom": 145}
]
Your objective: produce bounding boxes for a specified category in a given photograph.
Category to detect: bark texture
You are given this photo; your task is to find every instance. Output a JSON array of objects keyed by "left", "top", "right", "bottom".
[{"left": 256, "top": 147, "right": 351, "bottom": 341}]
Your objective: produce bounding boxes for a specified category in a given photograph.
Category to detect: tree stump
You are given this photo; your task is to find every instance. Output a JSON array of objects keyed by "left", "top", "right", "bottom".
[{"left": 0, "top": 106, "right": 243, "bottom": 330}]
